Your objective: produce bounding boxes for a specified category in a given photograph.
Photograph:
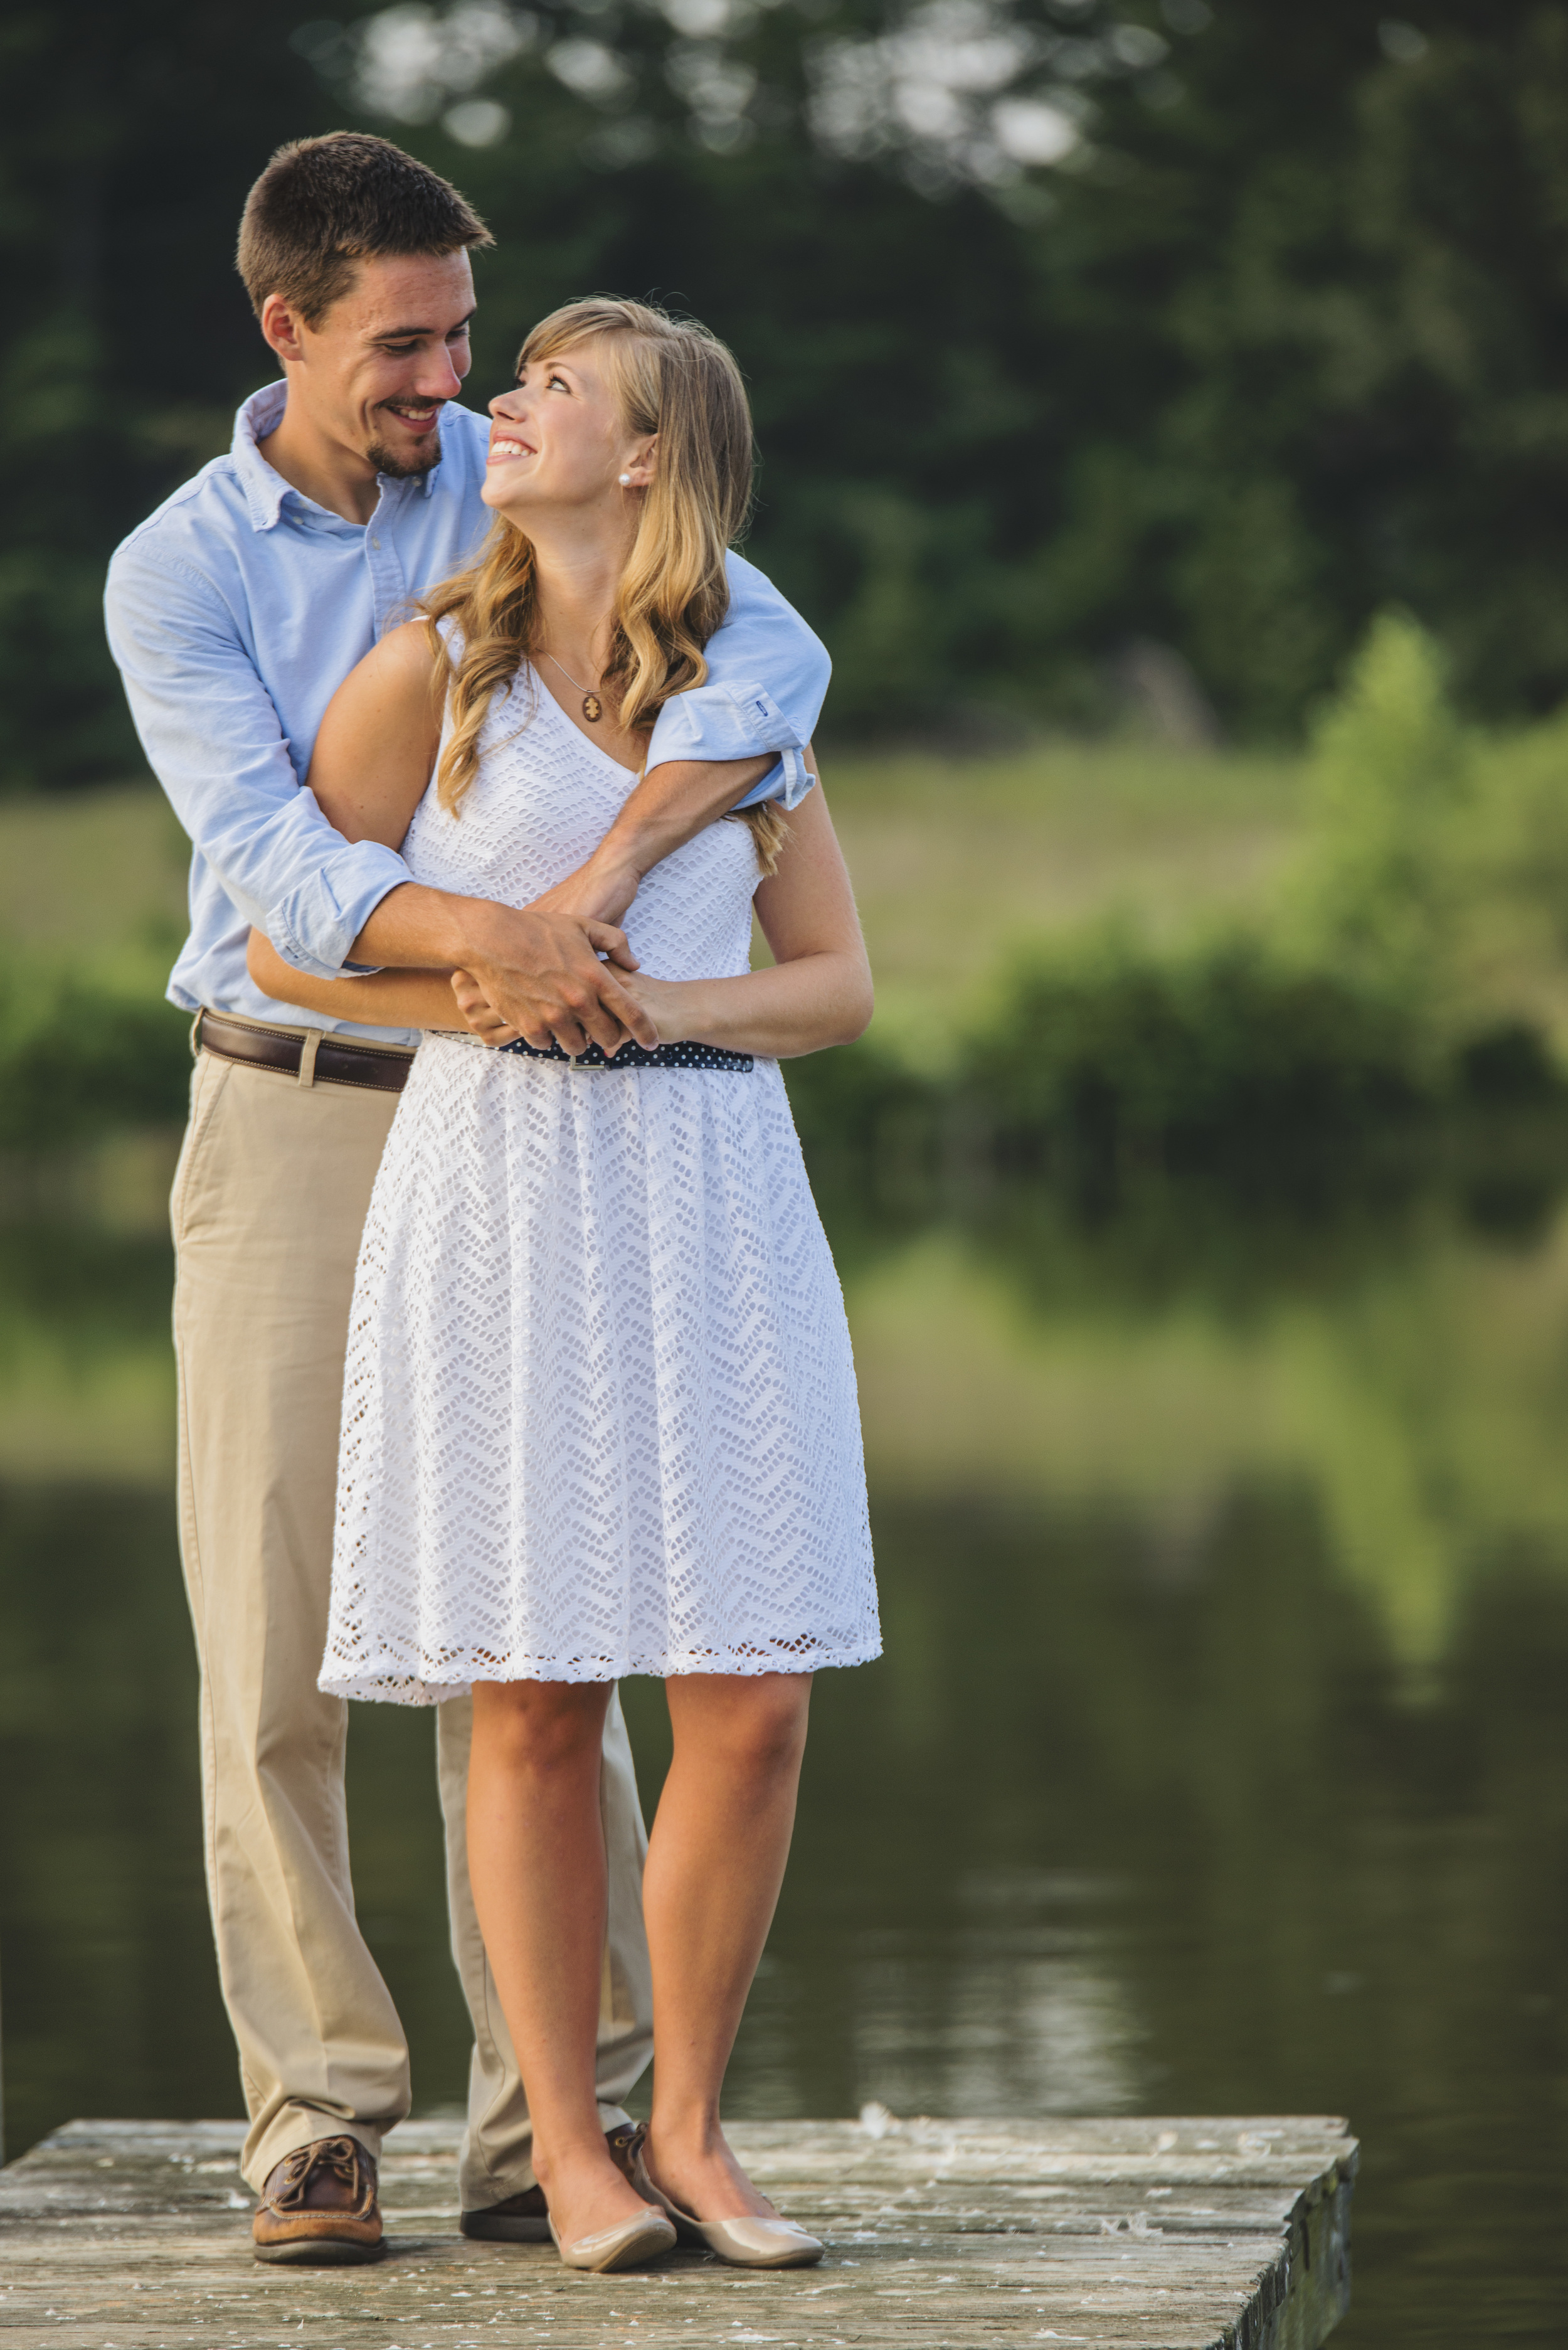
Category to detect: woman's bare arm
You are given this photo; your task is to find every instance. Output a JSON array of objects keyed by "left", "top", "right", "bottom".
[
  {"left": 613, "top": 782, "right": 873, "bottom": 1059},
  {"left": 247, "top": 621, "right": 464, "bottom": 1026},
  {"left": 307, "top": 619, "right": 443, "bottom": 846},
  {"left": 246, "top": 928, "right": 466, "bottom": 1029}
]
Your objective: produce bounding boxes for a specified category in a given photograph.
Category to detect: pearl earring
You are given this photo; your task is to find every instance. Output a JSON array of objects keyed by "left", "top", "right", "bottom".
[{"left": 618, "top": 473, "right": 632, "bottom": 485}]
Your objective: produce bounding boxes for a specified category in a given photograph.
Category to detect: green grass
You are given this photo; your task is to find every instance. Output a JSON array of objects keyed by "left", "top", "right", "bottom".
[{"left": 0, "top": 784, "right": 189, "bottom": 973}]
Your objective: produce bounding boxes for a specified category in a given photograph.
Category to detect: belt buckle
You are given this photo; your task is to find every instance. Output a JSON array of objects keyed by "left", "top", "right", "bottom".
[{"left": 569, "top": 1053, "right": 608, "bottom": 1073}]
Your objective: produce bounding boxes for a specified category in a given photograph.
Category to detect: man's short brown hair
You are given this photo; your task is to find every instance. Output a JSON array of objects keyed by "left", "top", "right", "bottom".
[{"left": 236, "top": 132, "right": 494, "bottom": 325}]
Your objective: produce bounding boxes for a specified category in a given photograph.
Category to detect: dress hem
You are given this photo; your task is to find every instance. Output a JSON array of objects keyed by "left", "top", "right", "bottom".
[{"left": 319, "top": 1636, "right": 882, "bottom": 1706}]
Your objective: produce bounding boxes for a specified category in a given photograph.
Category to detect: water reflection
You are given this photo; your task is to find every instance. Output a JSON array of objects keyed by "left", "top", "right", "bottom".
[{"left": 2, "top": 1159, "right": 1567, "bottom": 2344}]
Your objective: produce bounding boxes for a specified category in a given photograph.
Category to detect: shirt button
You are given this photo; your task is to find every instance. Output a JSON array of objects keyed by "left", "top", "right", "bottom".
[{"left": 371, "top": 535, "right": 381, "bottom": 548}]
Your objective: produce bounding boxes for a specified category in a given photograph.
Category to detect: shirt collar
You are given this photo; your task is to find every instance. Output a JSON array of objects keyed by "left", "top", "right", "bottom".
[
  {"left": 232, "top": 382, "right": 292, "bottom": 531},
  {"left": 231, "top": 381, "right": 443, "bottom": 531}
]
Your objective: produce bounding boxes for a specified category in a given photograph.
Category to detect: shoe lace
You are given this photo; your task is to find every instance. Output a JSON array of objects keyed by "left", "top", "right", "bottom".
[{"left": 270, "top": 2136, "right": 367, "bottom": 2211}]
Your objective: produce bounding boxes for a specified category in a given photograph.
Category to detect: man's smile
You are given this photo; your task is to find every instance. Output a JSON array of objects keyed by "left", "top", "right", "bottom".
[{"left": 378, "top": 396, "right": 444, "bottom": 435}]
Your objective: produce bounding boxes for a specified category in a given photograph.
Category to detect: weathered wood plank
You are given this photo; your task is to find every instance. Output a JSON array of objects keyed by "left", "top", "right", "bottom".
[{"left": 0, "top": 2113, "right": 1355, "bottom": 2349}]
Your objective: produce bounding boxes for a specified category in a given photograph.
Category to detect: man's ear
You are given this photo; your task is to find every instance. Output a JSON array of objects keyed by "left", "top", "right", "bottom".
[{"left": 259, "top": 293, "right": 309, "bottom": 366}]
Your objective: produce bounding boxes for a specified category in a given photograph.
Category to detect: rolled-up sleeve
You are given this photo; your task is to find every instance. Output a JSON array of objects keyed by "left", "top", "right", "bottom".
[
  {"left": 104, "top": 541, "right": 409, "bottom": 977},
  {"left": 644, "top": 552, "right": 832, "bottom": 809}
]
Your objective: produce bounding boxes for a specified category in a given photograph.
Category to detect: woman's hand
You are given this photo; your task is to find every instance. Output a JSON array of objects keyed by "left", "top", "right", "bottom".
[
  {"left": 450, "top": 967, "right": 522, "bottom": 1047},
  {"left": 618, "top": 971, "right": 689, "bottom": 1046}
]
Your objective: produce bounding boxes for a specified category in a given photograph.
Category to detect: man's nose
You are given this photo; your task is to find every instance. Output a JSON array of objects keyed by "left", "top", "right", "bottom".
[
  {"left": 417, "top": 347, "right": 465, "bottom": 403},
  {"left": 411, "top": 343, "right": 465, "bottom": 404}
]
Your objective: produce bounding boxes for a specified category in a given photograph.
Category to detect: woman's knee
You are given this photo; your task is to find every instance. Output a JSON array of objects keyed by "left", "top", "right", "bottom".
[
  {"left": 472, "top": 1678, "right": 610, "bottom": 1774},
  {"left": 672, "top": 1672, "right": 812, "bottom": 1777}
]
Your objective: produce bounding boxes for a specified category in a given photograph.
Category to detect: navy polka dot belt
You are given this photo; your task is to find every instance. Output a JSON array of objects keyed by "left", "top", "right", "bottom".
[{"left": 499, "top": 1036, "right": 754, "bottom": 1073}]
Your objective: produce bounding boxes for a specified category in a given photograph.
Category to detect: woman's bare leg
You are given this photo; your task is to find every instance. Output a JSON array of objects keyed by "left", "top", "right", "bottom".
[
  {"left": 465, "top": 1678, "right": 650, "bottom": 2241},
  {"left": 642, "top": 1671, "right": 813, "bottom": 2218}
]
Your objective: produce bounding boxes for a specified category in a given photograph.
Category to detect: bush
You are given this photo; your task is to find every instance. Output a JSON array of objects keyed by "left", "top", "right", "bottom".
[
  {"left": 781, "top": 1035, "right": 938, "bottom": 1181},
  {"left": 1284, "top": 610, "right": 1474, "bottom": 1005},
  {"left": 963, "top": 932, "right": 1435, "bottom": 1175},
  {"left": 0, "top": 972, "right": 191, "bottom": 1149}
]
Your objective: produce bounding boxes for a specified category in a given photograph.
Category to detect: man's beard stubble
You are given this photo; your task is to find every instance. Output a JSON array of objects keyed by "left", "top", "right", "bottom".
[{"left": 366, "top": 425, "right": 443, "bottom": 481}]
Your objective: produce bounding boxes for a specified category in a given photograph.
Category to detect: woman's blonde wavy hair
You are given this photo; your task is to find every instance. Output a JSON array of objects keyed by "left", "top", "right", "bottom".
[{"left": 423, "top": 295, "right": 788, "bottom": 873}]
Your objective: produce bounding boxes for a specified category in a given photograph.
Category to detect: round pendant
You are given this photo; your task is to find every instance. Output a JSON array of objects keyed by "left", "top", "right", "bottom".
[{"left": 582, "top": 692, "right": 603, "bottom": 723}]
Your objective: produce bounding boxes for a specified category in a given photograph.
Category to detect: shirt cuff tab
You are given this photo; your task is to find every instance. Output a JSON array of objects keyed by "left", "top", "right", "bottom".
[{"left": 732, "top": 748, "right": 818, "bottom": 810}]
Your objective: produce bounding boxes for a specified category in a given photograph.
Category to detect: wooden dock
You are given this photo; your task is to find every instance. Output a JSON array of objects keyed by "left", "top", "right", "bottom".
[{"left": 0, "top": 2112, "right": 1355, "bottom": 2347}]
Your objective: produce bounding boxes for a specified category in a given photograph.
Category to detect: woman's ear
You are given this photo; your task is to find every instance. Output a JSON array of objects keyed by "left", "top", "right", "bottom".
[{"left": 619, "top": 435, "right": 659, "bottom": 489}]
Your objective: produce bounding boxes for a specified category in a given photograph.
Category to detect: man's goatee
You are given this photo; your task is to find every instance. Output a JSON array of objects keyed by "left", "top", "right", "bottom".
[{"left": 367, "top": 431, "right": 442, "bottom": 480}]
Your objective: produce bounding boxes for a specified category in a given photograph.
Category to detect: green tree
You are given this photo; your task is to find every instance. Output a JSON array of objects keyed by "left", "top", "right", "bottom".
[{"left": 11, "top": 0, "right": 1568, "bottom": 789}]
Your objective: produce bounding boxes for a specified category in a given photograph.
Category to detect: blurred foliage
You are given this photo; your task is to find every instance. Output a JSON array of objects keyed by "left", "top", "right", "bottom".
[
  {"left": 963, "top": 933, "right": 1432, "bottom": 1174},
  {"left": 0, "top": 969, "right": 190, "bottom": 1149},
  {"left": 785, "top": 609, "right": 1568, "bottom": 1179},
  {"left": 2, "top": 609, "right": 1564, "bottom": 1189},
  {"left": 11, "top": 1, "right": 1568, "bottom": 786}
]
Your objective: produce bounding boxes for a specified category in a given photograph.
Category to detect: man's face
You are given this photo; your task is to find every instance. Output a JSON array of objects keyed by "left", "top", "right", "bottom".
[{"left": 278, "top": 250, "right": 477, "bottom": 477}]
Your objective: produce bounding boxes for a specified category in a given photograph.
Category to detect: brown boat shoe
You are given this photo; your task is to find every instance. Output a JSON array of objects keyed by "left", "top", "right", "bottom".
[
  {"left": 253, "top": 2135, "right": 384, "bottom": 2265},
  {"left": 459, "top": 2125, "right": 644, "bottom": 2243},
  {"left": 458, "top": 2181, "right": 551, "bottom": 2242}
]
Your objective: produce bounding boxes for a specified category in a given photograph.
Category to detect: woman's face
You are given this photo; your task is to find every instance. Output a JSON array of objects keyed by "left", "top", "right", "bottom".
[{"left": 482, "top": 338, "right": 651, "bottom": 519}]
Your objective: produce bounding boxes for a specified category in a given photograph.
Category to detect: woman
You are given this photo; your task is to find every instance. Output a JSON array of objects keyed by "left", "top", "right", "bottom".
[{"left": 250, "top": 298, "right": 879, "bottom": 2274}]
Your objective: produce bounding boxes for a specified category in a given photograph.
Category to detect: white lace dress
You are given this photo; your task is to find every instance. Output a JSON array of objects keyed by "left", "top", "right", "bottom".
[{"left": 319, "top": 668, "right": 879, "bottom": 1701}]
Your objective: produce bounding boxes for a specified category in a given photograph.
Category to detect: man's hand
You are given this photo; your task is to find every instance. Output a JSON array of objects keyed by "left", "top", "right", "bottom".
[{"left": 461, "top": 901, "right": 657, "bottom": 1056}]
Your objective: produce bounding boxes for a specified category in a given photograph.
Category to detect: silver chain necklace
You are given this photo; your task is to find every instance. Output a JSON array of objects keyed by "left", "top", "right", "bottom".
[{"left": 543, "top": 651, "right": 604, "bottom": 725}]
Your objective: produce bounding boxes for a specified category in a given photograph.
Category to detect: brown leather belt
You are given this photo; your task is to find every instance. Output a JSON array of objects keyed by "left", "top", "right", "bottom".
[{"left": 196, "top": 1008, "right": 415, "bottom": 1095}]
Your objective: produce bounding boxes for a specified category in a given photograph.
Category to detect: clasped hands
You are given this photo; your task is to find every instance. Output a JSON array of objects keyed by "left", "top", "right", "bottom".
[{"left": 450, "top": 846, "right": 691, "bottom": 1059}]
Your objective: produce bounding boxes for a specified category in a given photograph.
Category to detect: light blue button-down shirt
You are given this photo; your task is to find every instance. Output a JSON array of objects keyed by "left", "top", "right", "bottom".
[{"left": 104, "top": 382, "right": 829, "bottom": 1044}]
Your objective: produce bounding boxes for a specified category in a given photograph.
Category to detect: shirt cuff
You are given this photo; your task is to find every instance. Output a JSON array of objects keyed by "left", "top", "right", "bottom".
[
  {"left": 646, "top": 680, "right": 818, "bottom": 811},
  {"left": 265, "top": 842, "right": 411, "bottom": 979},
  {"left": 731, "top": 748, "right": 818, "bottom": 811}
]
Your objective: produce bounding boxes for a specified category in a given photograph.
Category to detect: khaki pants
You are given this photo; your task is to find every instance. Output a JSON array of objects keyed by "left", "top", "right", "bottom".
[{"left": 171, "top": 1042, "right": 655, "bottom": 2198}]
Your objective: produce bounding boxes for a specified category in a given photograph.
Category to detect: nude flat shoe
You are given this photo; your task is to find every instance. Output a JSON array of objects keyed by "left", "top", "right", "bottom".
[
  {"left": 548, "top": 2206, "right": 676, "bottom": 2273},
  {"left": 625, "top": 2127, "right": 824, "bottom": 2269},
  {"left": 678, "top": 2212, "right": 825, "bottom": 2267}
]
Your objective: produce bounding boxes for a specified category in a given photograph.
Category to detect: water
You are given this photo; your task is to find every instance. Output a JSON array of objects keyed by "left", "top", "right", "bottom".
[{"left": 3, "top": 1148, "right": 1567, "bottom": 2343}]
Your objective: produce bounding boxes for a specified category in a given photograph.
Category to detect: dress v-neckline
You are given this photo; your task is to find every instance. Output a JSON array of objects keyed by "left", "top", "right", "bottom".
[{"left": 521, "top": 661, "right": 643, "bottom": 786}]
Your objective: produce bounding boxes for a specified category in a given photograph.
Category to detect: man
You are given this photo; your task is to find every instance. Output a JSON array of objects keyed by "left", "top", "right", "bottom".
[{"left": 103, "top": 130, "right": 828, "bottom": 2266}]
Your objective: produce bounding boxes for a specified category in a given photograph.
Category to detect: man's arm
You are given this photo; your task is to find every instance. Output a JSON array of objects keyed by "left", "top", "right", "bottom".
[
  {"left": 105, "top": 550, "right": 656, "bottom": 1055},
  {"left": 648, "top": 550, "right": 830, "bottom": 807},
  {"left": 104, "top": 539, "right": 409, "bottom": 980},
  {"left": 527, "top": 553, "right": 831, "bottom": 927}
]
